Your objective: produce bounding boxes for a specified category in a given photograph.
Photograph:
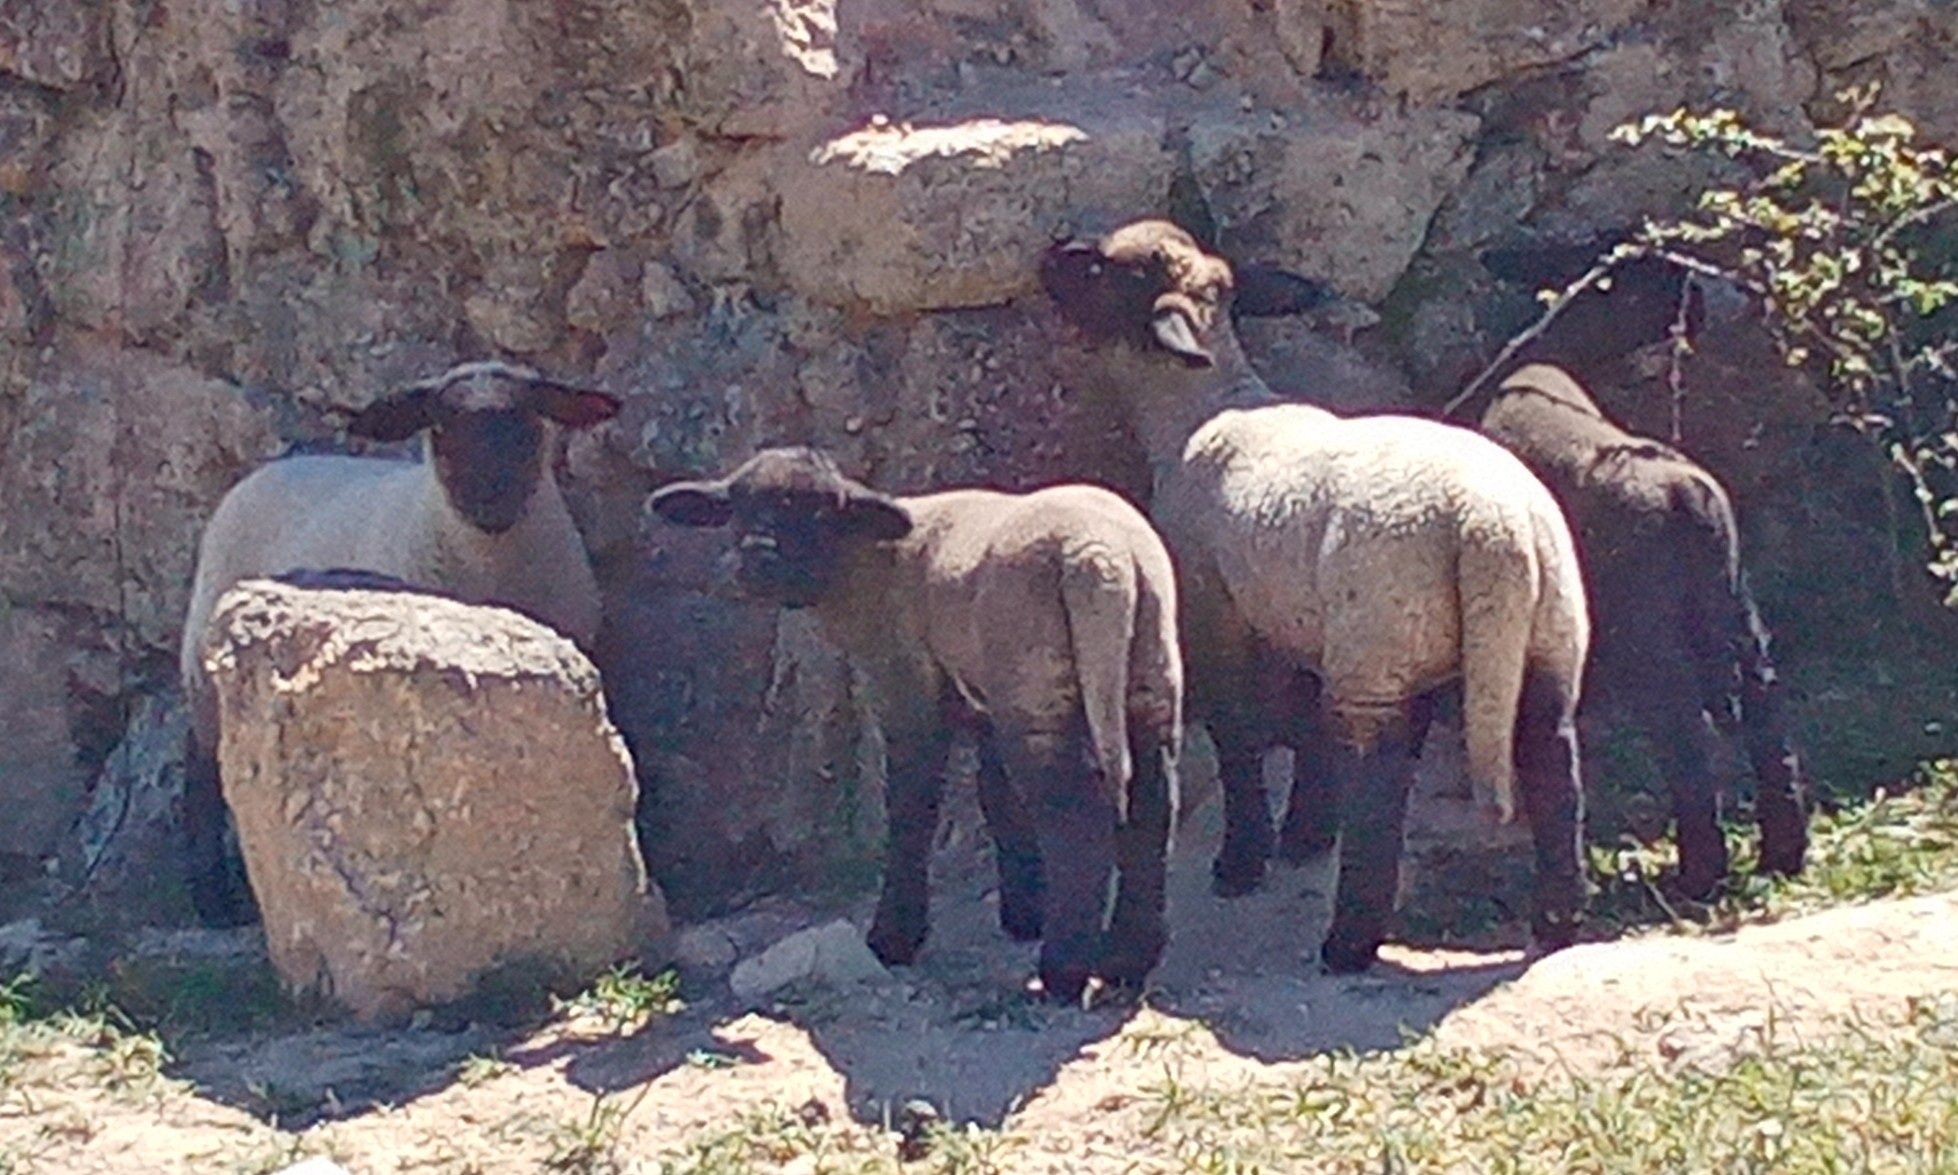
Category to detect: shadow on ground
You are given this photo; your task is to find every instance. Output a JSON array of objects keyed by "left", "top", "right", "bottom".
[{"left": 160, "top": 720, "right": 1545, "bottom": 1131}]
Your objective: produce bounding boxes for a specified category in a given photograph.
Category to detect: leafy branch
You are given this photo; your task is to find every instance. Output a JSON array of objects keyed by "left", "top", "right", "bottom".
[{"left": 1455, "top": 91, "right": 1958, "bottom": 601}]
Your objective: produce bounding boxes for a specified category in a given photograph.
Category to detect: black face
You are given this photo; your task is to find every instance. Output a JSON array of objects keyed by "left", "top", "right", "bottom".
[
  {"left": 346, "top": 365, "right": 622, "bottom": 537},
  {"left": 725, "top": 486, "right": 859, "bottom": 608},
  {"left": 1040, "top": 240, "right": 1165, "bottom": 353},
  {"left": 431, "top": 408, "right": 545, "bottom": 534},
  {"left": 647, "top": 448, "right": 913, "bottom": 611}
]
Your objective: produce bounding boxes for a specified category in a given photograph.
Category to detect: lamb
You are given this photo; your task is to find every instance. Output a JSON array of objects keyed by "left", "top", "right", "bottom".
[
  {"left": 1040, "top": 219, "right": 1590, "bottom": 972},
  {"left": 1480, "top": 363, "right": 1808, "bottom": 896},
  {"left": 178, "top": 360, "right": 622, "bottom": 925},
  {"left": 648, "top": 447, "right": 1183, "bottom": 1001}
]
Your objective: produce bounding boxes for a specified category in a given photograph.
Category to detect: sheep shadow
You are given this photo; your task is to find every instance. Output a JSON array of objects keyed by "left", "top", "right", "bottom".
[
  {"left": 164, "top": 722, "right": 1540, "bottom": 1134},
  {"left": 557, "top": 749, "right": 1534, "bottom": 1129}
]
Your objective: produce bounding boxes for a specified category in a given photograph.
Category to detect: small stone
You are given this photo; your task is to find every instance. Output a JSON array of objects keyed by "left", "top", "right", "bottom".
[
  {"left": 728, "top": 920, "right": 890, "bottom": 1003},
  {"left": 641, "top": 263, "right": 697, "bottom": 320},
  {"left": 648, "top": 139, "right": 699, "bottom": 190},
  {"left": 674, "top": 925, "right": 739, "bottom": 971}
]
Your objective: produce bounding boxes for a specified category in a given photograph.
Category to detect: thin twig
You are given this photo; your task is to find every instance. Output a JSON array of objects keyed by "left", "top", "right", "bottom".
[
  {"left": 1440, "top": 260, "right": 1618, "bottom": 419},
  {"left": 1667, "top": 272, "right": 1698, "bottom": 443},
  {"left": 1871, "top": 197, "right": 1958, "bottom": 261}
]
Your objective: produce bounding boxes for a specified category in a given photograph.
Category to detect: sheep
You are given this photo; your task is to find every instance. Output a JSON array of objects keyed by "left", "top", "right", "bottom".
[
  {"left": 1480, "top": 363, "right": 1808, "bottom": 896},
  {"left": 1040, "top": 219, "right": 1591, "bottom": 972},
  {"left": 648, "top": 447, "right": 1183, "bottom": 1001},
  {"left": 178, "top": 360, "right": 622, "bottom": 925}
]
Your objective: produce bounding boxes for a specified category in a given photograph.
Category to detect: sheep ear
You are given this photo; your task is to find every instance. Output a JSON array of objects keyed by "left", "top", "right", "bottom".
[
  {"left": 346, "top": 387, "right": 436, "bottom": 442},
  {"left": 1233, "top": 264, "right": 1333, "bottom": 317},
  {"left": 1150, "top": 306, "right": 1214, "bottom": 368},
  {"left": 840, "top": 491, "right": 912, "bottom": 542},
  {"left": 530, "top": 381, "right": 622, "bottom": 429},
  {"left": 647, "top": 480, "right": 733, "bottom": 528}
]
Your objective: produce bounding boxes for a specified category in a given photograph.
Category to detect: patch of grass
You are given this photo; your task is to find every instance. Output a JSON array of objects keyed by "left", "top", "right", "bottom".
[
  {"left": 101, "top": 955, "right": 291, "bottom": 1039},
  {"left": 556, "top": 965, "right": 683, "bottom": 1033},
  {"left": 242, "top": 1078, "right": 322, "bottom": 1125},
  {"left": 1135, "top": 996, "right": 1958, "bottom": 1173},
  {"left": 658, "top": 1103, "right": 883, "bottom": 1174},
  {"left": 0, "top": 974, "right": 40, "bottom": 1027},
  {"left": 546, "top": 1083, "right": 664, "bottom": 1175},
  {"left": 1590, "top": 760, "right": 1958, "bottom": 934},
  {"left": 456, "top": 1050, "right": 516, "bottom": 1088}
]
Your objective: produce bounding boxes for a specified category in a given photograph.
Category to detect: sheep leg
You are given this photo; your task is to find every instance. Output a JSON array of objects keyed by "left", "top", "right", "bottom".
[
  {"left": 1278, "top": 722, "right": 1339, "bottom": 861},
  {"left": 1010, "top": 730, "right": 1116, "bottom": 1003},
  {"left": 976, "top": 728, "right": 1044, "bottom": 942},
  {"left": 1633, "top": 672, "right": 1729, "bottom": 900},
  {"left": 1103, "top": 732, "right": 1174, "bottom": 991},
  {"left": 1319, "top": 719, "right": 1418, "bottom": 974},
  {"left": 866, "top": 725, "right": 954, "bottom": 968},
  {"left": 1734, "top": 639, "right": 1808, "bottom": 879},
  {"left": 1209, "top": 717, "right": 1275, "bottom": 897},
  {"left": 1516, "top": 672, "right": 1585, "bottom": 951},
  {"left": 181, "top": 731, "right": 254, "bottom": 928}
]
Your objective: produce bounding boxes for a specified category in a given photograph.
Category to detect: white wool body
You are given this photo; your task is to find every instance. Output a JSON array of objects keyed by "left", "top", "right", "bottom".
[{"left": 1159, "top": 402, "right": 1588, "bottom": 818}]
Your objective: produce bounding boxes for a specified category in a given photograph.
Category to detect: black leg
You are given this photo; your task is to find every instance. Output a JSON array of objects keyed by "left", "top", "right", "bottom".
[
  {"left": 976, "top": 729, "right": 1043, "bottom": 941},
  {"left": 1004, "top": 730, "right": 1116, "bottom": 1003},
  {"left": 1642, "top": 694, "right": 1727, "bottom": 900},
  {"left": 1738, "top": 672, "right": 1808, "bottom": 879},
  {"left": 866, "top": 726, "right": 952, "bottom": 967},
  {"left": 1103, "top": 732, "right": 1174, "bottom": 990},
  {"left": 1210, "top": 728, "right": 1274, "bottom": 897},
  {"left": 1517, "top": 674, "right": 1586, "bottom": 950},
  {"left": 1278, "top": 721, "right": 1339, "bottom": 863},
  {"left": 1319, "top": 719, "right": 1417, "bottom": 974},
  {"left": 182, "top": 733, "right": 254, "bottom": 928}
]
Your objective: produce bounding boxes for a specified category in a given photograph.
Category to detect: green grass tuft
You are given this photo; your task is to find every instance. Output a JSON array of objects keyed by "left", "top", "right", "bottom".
[
  {"left": 556, "top": 965, "right": 684, "bottom": 1033},
  {"left": 1137, "top": 996, "right": 1958, "bottom": 1173},
  {"left": 1590, "top": 760, "right": 1958, "bottom": 934}
]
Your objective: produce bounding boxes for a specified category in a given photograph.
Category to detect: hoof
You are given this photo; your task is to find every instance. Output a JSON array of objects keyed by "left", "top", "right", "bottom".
[
  {"left": 1036, "top": 964, "right": 1093, "bottom": 1006},
  {"left": 1757, "top": 836, "right": 1807, "bottom": 880},
  {"left": 1319, "top": 933, "right": 1379, "bottom": 975},
  {"left": 1673, "top": 865, "right": 1726, "bottom": 904},
  {"left": 1210, "top": 855, "right": 1266, "bottom": 899},
  {"left": 865, "top": 920, "right": 925, "bottom": 968},
  {"left": 1530, "top": 912, "right": 1580, "bottom": 953}
]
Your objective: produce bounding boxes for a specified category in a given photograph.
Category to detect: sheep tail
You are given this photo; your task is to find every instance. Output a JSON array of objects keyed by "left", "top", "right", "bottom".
[
  {"left": 1061, "top": 545, "right": 1139, "bottom": 820},
  {"left": 1458, "top": 530, "right": 1540, "bottom": 825}
]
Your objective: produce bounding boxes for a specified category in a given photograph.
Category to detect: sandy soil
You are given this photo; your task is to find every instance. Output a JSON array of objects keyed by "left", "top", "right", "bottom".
[{"left": 3, "top": 742, "right": 1954, "bottom": 1173}]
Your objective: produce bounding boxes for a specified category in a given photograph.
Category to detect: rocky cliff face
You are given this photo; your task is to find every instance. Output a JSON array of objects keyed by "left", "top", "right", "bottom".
[{"left": 1, "top": 0, "right": 1953, "bottom": 919}]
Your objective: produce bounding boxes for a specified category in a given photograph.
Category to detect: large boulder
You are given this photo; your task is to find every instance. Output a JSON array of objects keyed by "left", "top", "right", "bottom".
[
  {"left": 1187, "top": 95, "right": 1480, "bottom": 303},
  {"left": 779, "top": 98, "right": 1174, "bottom": 313},
  {"left": 201, "top": 578, "right": 662, "bottom": 1024},
  {"left": 1322, "top": 0, "right": 1643, "bottom": 105}
]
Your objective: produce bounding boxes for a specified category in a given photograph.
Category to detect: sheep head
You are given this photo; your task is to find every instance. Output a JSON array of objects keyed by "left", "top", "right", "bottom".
[
  {"left": 647, "top": 447, "right": 912, "bottom": 609},
  {"left": 1040, "top": 219, "right": 1331, "bottom": 370},
  {"left": 347, "top": 360, "right": 621, "bottom": 535},
  {"left": 1494, "top": 364, "right": 1609, "bottom": 420}
]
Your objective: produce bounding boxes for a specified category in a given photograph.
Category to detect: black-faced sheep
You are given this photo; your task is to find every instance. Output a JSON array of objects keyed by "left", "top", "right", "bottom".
[
  {"left": 178, "top": 360, "right": 622, "bottom": 925},
  {"left": 648, "top": 448, "right": 1183, "bottom": 1001},
  {"left": 1041, "top": 220, "right": 1590, "bottom": 972},
  {"left": 1481, "top": 363, "right": 1808, "bottom": 896}
]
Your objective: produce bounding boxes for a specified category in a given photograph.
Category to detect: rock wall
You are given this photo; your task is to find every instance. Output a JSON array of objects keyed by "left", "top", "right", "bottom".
[{"left": 1, "top": 0, "right": 1953, "bottom": 920}]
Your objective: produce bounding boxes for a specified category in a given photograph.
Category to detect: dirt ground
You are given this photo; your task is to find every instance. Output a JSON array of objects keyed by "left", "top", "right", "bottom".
[{"left": 4, "top": 741, "right": 1956, "bottom": 1173}]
